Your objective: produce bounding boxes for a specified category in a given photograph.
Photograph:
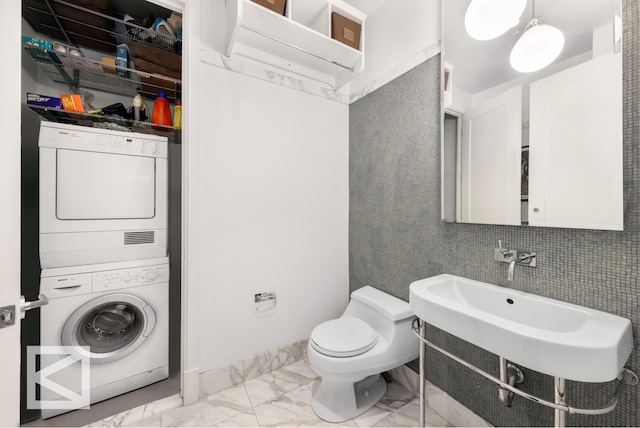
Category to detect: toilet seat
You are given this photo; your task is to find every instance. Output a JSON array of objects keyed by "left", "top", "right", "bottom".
[{"left": 310, "top": 317, "right": 378, "bottom": 357}]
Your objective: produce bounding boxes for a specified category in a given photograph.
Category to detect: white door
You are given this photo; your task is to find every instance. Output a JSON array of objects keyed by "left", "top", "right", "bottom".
[
  {"left": 529, "top": 53, "right": 623, "bottom": 230},
  {"left": 461, "top": 85, "right": 522, "bottom": 225},
  {"left": 1, "top": 1, "right": 23, "bottom": 425}
]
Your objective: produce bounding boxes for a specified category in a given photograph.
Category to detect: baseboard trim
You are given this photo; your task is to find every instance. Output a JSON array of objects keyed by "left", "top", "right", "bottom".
[{"left": 199, "top": 339, "right": 308, "bottom": 399}]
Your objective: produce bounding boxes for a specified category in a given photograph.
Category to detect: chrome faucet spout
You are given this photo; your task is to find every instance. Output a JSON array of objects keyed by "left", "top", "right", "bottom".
[{"left": 508, "top": 260, "right": 516, "bottom": 281}]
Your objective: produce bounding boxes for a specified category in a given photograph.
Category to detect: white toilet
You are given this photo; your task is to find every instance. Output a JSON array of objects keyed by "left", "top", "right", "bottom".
[{"left": 307, "top": 286, "right": 419, "bottom": 422}]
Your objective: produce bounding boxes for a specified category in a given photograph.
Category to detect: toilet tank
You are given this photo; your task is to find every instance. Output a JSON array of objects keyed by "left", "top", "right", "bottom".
[
  {"left": 343, "top": 286, "right": 414, "bottom": 340},
  {"left": 349, "top": 286, "right": 414, "bottom": 321},
  {"left": 344, "top": 286, "right": 415, "bottom": 343}
]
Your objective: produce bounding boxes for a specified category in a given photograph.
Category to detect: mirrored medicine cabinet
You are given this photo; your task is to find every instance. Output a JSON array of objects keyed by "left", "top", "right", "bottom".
[{"left": 441, "top": 0, "right": 623, "bottom": 230}]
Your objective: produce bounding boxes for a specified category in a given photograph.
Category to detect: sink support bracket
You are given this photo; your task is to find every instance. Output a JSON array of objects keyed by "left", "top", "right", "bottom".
[
  {"left": 412, "top": 319, "right": 638, "bottom": 428},
  {"left": 498, "top": 357, "right": 524, "bottom": 407},
  {"left": 554, "top": 377, "right": 566, "bottom": 427},
  {"left": 418, "top": 320, "right": 426, "bottom": 427}
]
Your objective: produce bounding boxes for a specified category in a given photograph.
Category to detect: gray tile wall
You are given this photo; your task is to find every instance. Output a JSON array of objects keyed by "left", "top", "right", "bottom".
[{"left": 349, "top": 1, "right": 638, "bottom": 426}]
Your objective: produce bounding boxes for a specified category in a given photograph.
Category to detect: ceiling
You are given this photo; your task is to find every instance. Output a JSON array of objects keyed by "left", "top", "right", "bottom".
[
  {"left": 444, "top": 0, "right": 620, "bottom": 94},
  {"left": 343, "top": 0, "right": 388, "bottom": 17}
]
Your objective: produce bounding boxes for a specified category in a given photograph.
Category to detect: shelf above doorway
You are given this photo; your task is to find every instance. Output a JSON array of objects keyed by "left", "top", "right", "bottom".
[{"left": 225, "top": 0, "right": 366, "bottom": 90}]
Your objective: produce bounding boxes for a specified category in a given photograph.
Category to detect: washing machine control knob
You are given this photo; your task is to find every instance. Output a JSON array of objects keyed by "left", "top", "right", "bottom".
[{"left": 147, "top": 270, "right": 160, "bottom": 281}]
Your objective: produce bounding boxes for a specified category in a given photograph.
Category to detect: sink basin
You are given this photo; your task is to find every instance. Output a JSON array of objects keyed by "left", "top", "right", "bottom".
[{"left": 409, "top": 274, "right": 634, "bottom": 382}]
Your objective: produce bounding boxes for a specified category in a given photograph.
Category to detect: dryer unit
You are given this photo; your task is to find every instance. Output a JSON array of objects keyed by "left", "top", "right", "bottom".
[
  {"left": 38, "top": 258, "right": 169, "bottom": 419},
  {"left": 38, "top": 122, "right": 168, "bottom": 268}
]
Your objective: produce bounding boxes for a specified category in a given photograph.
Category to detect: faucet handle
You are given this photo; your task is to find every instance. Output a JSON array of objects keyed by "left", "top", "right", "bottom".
[
  {"left": 516, "top": 251, "right": 537, "bottom": 267},
  {"left": 497, "top": 240, "right": 509, "bottom": 256},
  {"left": 494, "top": 246, "right": 516, "bottom": 262},
  {"left": 519, "top": 251, "right": 536, "bottom": 260}
]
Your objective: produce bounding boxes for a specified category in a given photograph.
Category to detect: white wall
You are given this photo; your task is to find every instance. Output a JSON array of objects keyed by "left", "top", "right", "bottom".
[
  {"left": 195, "top": 61, "right": 349, "bottom": 372},
  {"left": 1, "top": 1, "right": 23, "bottom": 424},
  {"left": 348, "top": 0, "right": 440, "bottom": 95}
]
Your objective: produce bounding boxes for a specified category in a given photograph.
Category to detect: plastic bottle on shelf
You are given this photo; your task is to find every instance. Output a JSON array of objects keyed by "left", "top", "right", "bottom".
[
  {"left": 173, "top": 100, "right": 182, "bottom": 128},
  {"left": 132, "top": 93, "right": 143, "bottom": 121},
  {"left": 151, "top": 92, "right": 172, "bottom": 128}
]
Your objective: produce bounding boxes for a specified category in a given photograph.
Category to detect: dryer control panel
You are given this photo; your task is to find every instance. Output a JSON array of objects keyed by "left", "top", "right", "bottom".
[
  {"left": 95, "top": 133, "right": 164, "bottom": 157},
  {"left": 38, "top": 122, "right": 168, "bottom": 158}
]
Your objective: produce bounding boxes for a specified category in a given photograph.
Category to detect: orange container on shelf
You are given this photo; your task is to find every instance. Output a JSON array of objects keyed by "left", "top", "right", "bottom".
[
  {"left": 60, "top": 93, "right": 85, "bottom": 112},
  {"left": 151, "top": 92, "right": 172, "bottom": 128}
]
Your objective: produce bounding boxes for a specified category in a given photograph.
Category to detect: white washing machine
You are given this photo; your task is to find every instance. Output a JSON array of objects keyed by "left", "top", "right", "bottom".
[{"left": 38, "top": 257, "right": 169, "bottom": 419}]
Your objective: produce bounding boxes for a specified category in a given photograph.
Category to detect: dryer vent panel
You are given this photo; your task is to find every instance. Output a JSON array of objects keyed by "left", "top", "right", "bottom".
[{"left": 124, "top": 231, "right": 155, "bottom": 245}]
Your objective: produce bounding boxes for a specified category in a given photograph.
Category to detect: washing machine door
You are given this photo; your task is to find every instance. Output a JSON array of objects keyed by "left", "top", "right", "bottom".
[{"left": 61, "top": 293, "right": 157, "bottom": 364}]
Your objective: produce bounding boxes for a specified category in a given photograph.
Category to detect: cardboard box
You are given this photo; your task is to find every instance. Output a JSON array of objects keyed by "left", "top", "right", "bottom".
[
  {"left": 250, "top": 0, "right": 286, "bottom": 15},
  {"left": 22, "top": 36, "right": 53, "bottom": 50},
  {"left": 26, "top": 93, "right": 61, "bottom": 109},
  {"left": 116, "top": 44, "right": 129, "bottom": 78},
  {"left": 102, "top": 56, "right": 116, "bottom": 74},
  {"left": 331, "top": 12, "right": 361, "bottom": 50},
  {"left": 60, "top": 94, "right": 85, "bottom": 112},
  {"left": 140, "top": 74, "right": 179, "bottom": 100}
]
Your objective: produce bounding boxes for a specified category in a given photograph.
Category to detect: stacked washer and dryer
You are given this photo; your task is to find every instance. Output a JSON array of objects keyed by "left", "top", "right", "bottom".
[{"left": 37, "top": 122, "right": 170, "bottom": 419}]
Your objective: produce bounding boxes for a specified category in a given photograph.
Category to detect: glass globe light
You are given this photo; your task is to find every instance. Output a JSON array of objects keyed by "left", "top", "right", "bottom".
[
  {"left": 510, "top": 19, "right": 565, "bottom": 73},
  {"left": 465, "top": 0, "right": 527, "bottom": 41}
]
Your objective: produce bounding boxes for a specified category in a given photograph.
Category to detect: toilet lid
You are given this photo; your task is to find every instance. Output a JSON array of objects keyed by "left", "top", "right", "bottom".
[{"left": 310, "top": 317, "right": 378, "bottom": 357}]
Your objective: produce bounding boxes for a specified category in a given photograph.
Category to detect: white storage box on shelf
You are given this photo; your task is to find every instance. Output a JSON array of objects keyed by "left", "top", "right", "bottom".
[{"left": 225, "top": 0, "right": 366, "bottom": 90}]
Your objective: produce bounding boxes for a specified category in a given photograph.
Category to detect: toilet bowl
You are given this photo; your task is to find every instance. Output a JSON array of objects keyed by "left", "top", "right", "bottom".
[{"left": 307, "top": 286, "right": 418, "bottom": 422}]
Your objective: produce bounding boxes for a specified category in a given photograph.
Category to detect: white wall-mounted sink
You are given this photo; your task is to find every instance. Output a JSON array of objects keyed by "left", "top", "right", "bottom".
[{"left": 409, "top": 274, "right": 634, "bottom": 382}]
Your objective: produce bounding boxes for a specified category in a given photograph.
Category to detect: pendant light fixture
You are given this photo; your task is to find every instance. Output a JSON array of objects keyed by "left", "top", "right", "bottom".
[
  {"left": 465, "top": 0, "right": 527, "bottom": 41},
  {"left": 509, "top": 0, "right": 564, "bottom": 73}
]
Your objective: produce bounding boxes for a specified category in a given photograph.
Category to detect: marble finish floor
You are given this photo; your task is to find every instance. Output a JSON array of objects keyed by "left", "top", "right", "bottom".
[{"left": 92, "top": 359, "right": 452, "bottom": 427}]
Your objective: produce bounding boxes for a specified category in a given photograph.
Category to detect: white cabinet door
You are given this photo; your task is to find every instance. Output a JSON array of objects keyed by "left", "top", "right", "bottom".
[
  {"left": 0, "top": 1, "right": 22, "bottom": 425},
  {"left": 529, "top": 53, "right": 623, "bottom": 230},
  {"left": 461, "top": 85, "right": 522, "bottom": 225}
]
